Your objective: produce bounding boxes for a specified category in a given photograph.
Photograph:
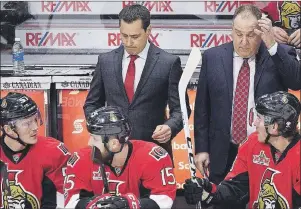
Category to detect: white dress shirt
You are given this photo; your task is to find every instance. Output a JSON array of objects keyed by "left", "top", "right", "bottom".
[
  {"left": 231, "top": 43, "right": 278, "bottom": 138},
  {"left": 122, "top": 41, "right": 150, "bottom": 92}
]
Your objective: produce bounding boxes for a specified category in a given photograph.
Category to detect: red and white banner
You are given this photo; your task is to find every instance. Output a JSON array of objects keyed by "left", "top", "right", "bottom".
[
  {"left": 29, "top": 1, "right": 254, "bottom": 15},
  {"left": 16, "top": 29, "right": 232, "bottom": 51}
]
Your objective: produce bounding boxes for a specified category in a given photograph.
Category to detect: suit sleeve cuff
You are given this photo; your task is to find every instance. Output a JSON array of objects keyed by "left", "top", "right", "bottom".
[
  {"left": 194, "top": 138, "right": 209, "bottom": 154},
  {"left": 268, "top": 42, "right": 278, "bottom": 56},
  {"left": 164, "top": 120, "right": 179, "bottom": 138}
]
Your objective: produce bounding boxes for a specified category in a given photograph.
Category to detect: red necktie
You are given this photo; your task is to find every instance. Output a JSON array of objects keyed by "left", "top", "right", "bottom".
[
  {"left": 124, "top": 55, "right": 138, "bottom": 102},
  {"left": 232, "top": 58, "right": 250, "bottom": 144}
]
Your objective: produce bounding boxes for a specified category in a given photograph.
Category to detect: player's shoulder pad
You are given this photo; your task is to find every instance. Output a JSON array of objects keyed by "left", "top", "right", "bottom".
[
  {"left": 37, "top": 136, "right": 70, "bottom": 156},
  {"left": 67, "top": 147, "right": 91, "bottom": 168}
]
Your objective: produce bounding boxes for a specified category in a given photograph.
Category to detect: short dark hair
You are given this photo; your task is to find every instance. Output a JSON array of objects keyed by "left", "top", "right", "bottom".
[
  {"left": 233, "top": 4, "right": 262, "bottom": 21},
  {"left": 119, "top": 4, "right": 150, "bottom": 31}
]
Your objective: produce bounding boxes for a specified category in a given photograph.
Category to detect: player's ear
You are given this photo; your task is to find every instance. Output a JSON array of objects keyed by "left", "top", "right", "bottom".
[
  {"left": 3, "top": 124, "right": 17, "bottom": 136},
  {"left": 271, "top": 122, "right": 279, "bottom": 135},
  {"left": 110, "top": 138, "right": 120, "bottom": 152}
]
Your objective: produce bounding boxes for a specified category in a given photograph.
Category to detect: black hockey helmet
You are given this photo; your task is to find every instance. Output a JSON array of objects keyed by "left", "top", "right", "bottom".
[
  {"left": 255, "top": 91, "right": 300, "bottom": 137},
  {"left": 0, "top": 92, "right": 42, "bottom": 146},
  {"left": 0, "top": 92, "right": 41, "bottom": 125},
  {"left": 86, "top": 106, "right": 131, "bottom": 144}
]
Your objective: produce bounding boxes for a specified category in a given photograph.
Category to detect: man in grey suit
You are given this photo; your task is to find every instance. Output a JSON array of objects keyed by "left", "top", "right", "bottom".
[{"left": 84, "top": 4, "right": 190, "bottom": 156}]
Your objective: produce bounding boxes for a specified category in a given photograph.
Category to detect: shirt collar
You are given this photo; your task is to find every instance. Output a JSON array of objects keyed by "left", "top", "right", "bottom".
[
  {"left": 233, "top": 51, "right": 256, "bottom": 62},
  {"left": 124, "top": 41, "right": 150, "bottom": 60}
]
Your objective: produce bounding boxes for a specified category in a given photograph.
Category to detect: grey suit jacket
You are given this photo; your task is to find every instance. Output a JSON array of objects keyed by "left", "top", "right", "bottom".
[{"left": 84, "top": 42, "right": 191, "bottom": 154}]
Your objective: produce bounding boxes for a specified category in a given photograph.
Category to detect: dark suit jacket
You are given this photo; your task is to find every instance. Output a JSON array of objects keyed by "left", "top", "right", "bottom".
[
  {"left": 194, "top": 41, "right": 301, "bottom": 175},
  {"left": 84, "top": 42, "right": 191, "bottom": 156}
]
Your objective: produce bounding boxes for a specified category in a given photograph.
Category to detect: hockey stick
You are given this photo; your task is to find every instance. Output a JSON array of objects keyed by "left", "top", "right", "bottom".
[
  {"left": 92, "top": 146, "right": 110, "bottom": 194},
  {"left": 178, "top": 47, "right": 202, "bottom": 209}
]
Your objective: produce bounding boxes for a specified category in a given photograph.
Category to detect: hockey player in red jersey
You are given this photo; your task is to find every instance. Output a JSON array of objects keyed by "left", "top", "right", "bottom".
[
  {"left": 64, "top": 106, "right": 176, "bottom": 209},
  {"left": 0, "top": 92, "right": 70, "bottom": 209},
  {"left": 184, "top": 91, "right": 301, "bottom": 209},
  {"left": 261, "top": 1, "right": 300, "bottom": 48}
]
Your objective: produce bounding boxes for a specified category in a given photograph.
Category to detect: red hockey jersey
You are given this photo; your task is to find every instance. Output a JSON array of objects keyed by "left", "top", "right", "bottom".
[
  {"left": 225, "top": 132, "right": 300, "bottom": 209},
  {"left": 261, "top": 1, "right": 301, "bottom": 31},
  {"left": 0, "top": 136, "right": 70, "bottom": 209},
  {"left": 64, "top": 140, "right": 176, "bottom": 209}
]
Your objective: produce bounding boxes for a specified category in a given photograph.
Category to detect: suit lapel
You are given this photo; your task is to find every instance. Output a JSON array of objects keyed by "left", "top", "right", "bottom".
[
  {"left": 221, "top": 42, "right": 234, "bottom": 104},
  {"left": 132, "top": 43, "right": 159, "bottom": 103},
  {"left": 254, "top": 42, "right": 269, "bottom": 91},
  {"left": 114, "top": 45, "right": 128, "bottom": 102}
]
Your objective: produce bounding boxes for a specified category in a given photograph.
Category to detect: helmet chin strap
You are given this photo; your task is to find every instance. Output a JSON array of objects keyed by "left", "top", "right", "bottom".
[
  {"left": 6, "top": 132, "right": 27, "bottom": 147},
  {"left": 264, "top": 126, "right": 281, "bottom": 144},
  {"left": 1, "top": 126, "right": 27, "bottom": 147}
]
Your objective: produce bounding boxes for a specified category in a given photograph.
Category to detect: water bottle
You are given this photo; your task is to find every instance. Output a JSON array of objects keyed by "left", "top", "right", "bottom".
[{"left": 12, "top": 37, "right": 25, "bottom": 74}]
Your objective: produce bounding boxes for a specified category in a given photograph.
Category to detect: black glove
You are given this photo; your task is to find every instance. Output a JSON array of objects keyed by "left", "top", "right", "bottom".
[
  {"left": 87, "top": 193, "right": 140, "bottom": 209},
  {"left": 184, "top": 177, "right": 216, "bottom": 206},
  {"left": 85, "top": 194, "right": 112, "bottom": 209}
]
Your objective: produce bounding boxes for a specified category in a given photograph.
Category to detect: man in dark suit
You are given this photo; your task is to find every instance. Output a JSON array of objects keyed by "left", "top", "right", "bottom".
[
  {"left": 84, "top": 4, "right": 190, "bottom": 156},
  {"left": 194, "top": 4, "right": 301, "bottom": 207}
]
